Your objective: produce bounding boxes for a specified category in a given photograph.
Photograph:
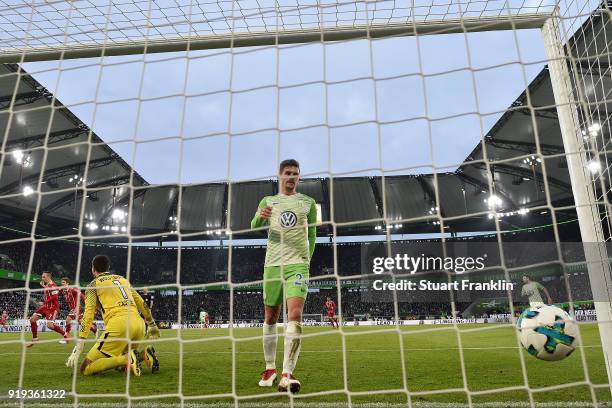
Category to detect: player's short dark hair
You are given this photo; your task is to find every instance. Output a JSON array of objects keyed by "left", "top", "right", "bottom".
[
  {"left": 42, "top": 271, "right": 52, "bottom": 276},
  {"left": 279, "top": 159, "right": 300, "bottom": 174},
  {"left": 60, "top": 277, "right": 70, "bottom": 284},
  {"left": 92, "top": 255, "right": 111, "bottom": 273}
]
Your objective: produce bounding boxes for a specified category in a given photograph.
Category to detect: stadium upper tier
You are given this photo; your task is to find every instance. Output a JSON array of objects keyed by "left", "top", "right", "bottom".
[
  {"left": 0, "top": 226, "right": 585, "bottom": 286},
  {"left": 0, "top": 62, "right": 579, "bottom": 240},
  {"left": 0, "top": 4, "right": 609, "bottom": 240},
  {"left": 0, "top": 228, "right": 596, "bottom": 322}
]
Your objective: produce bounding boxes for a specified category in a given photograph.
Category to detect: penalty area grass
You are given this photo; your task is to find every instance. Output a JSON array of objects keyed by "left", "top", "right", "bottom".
[{"left": 0, "top": 323, "right": 609, "bottom": 407}]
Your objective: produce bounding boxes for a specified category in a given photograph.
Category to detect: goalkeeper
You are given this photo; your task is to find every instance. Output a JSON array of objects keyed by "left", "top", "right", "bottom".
[
  {"left": 251, "top": 159, "right": 317, "bottom": 393},
  {"left": 66, "top": 255, "right": 160, "bottom": 376}
]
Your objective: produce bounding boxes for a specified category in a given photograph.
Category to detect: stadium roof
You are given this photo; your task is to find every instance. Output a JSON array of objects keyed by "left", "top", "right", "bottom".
[
  {"left": 0, "top": 61, "right": 574, "bottom": 240},
  {"left": 0, "top": 62, "right": 150, "bottom": 237},
  {"left": 0, "top": 5, "right": 609, "bottom": 241}
]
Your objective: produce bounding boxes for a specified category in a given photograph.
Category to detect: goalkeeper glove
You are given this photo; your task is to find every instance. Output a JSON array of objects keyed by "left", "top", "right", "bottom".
[
  {"left": 146, "top": 320, "right": 160, "bottom": 339},
  {"left": 66, "top": 340, "right": 84, "bottom": 368}
]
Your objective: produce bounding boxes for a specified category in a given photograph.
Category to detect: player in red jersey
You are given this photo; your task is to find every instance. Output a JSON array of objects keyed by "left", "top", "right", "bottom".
[
  {"left": 325, "top": 297, "right": 338, "bottom": 328},
  {"left": 201, "top": 311, "right": 210, "bottom": 328},
  {"left": 27, "top": 271, "right": 68, "bottom": 347},
  {"left": 0, "top": 310, "right": 8, "bottom": 332},
  {"left": 59, "top": 277, "right": 97, "bottom": 344}
]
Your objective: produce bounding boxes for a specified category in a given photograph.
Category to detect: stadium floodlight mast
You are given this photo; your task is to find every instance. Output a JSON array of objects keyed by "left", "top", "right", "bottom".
[{"left": 1, "top": 0, "right": 611, "bottom": 401}]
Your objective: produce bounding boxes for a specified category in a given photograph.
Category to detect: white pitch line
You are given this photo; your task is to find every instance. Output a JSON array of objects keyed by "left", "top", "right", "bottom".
[{"left": 0, "top": 345, "right": 602, "bottom": 356}]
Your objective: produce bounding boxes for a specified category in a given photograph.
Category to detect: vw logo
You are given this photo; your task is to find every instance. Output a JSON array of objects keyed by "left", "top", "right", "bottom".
[{"left": 279, "top": 210, "right": 297, "bottom": 228}]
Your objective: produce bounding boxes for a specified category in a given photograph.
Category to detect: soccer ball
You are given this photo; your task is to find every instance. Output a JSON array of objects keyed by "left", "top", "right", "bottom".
[{"left": 517, "top": 304, "right": 578, "bottom": 361}]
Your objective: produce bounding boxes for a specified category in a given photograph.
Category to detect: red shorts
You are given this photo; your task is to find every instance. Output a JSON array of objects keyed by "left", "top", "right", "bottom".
[
  {"left": 327, "top": 311, "right": 335, "bottom": 317},
  {"left": 67, "top": 309, "right": 82, "bottom": 321},
  {"left": 35, "top": 306, "right": 58, "bottom": 320}
]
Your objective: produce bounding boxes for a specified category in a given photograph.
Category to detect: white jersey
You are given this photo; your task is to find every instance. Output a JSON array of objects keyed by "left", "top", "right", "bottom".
[{"left": 521, "top": 281, "right": 545, "bottom": 305}]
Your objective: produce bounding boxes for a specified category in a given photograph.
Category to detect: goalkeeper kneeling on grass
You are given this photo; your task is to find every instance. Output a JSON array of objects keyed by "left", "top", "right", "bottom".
[{"left": 66, "top": 255, "right": 160, "bottom": 376}]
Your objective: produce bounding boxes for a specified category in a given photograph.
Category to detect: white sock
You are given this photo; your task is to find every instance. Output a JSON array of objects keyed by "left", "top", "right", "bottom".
[
  {"left": 282, "top": 321, "right": 302, "bottom": 375},
  {"left": 263, "top": 323, "right": 278, "bottom": 370}
]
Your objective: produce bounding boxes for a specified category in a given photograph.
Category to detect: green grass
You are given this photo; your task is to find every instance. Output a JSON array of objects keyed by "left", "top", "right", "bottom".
[{"left": 0, "top": 323, "right": 610, "bottom": 407}]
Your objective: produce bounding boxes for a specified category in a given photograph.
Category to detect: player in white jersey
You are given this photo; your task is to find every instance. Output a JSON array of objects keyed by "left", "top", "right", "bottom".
[
  {"left": 251, "top": 159, "right": 317, "bottom": 393},
  {"left": 521, "top": 275, "right": 552, "bottom": 307}
]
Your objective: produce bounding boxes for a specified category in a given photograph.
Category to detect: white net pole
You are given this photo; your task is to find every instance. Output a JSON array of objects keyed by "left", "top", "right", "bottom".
[{"left": 542, "top": 12, "right": 612, "bottom": 395}]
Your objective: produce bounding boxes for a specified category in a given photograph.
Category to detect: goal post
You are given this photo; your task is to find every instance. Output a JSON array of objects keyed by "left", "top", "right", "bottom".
[
  {"left": 541, "top": 11, "right": 612, "bottom": 396},
  {"left": 0, "top": 13, "right": 551, "bottom": 63}
]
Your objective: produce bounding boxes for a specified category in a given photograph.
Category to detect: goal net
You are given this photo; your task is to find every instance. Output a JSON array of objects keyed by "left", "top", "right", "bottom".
[{"left": 0, "top": 0, "right": 611, "bottom": 407}]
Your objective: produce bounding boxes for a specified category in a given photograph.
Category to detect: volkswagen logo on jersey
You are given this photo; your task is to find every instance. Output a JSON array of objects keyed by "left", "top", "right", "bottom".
[{"left": 279, "top": 210, "right": 297, "bottom": 228}]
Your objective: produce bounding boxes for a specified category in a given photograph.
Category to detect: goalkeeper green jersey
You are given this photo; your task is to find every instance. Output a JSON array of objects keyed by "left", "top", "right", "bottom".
[{"left": 251, "top": 193, "right": 317, "bottom": 267}]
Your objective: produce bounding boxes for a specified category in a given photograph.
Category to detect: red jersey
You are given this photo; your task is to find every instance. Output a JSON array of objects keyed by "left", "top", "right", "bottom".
[
  {"left": 42, "top": 281, "right": 60, "bottom": 310},
  {"left": 61, "top": 287, "right": 85, "bottom": 312},
  {"left": 0, "top": 313, "right": 7, "bottom": 325},
  {"left": 325, "top": 300, "right": 336, "bottom": 313}
]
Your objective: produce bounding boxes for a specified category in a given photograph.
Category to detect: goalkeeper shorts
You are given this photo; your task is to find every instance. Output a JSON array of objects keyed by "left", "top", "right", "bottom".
[
  {"left": 86, "top": 313, "right": 145, "bottom": 361},
  {"left": 263, "top": 263, "right": 309, "bottom": 306}
]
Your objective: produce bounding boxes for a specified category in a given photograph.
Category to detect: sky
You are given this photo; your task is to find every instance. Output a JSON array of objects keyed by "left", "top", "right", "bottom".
[{"left": 10, "top": 0, "right": 597, "bottom": 186}]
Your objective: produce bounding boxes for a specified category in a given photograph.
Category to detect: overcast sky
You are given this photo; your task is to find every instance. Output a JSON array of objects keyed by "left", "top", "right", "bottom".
[{"left": 17, "top": 0, "right": 597, "bottom": 185}]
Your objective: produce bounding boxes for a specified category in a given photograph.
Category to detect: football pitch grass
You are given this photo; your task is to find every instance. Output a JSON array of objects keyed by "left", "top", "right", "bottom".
[{"left": 0, "top": 323, "right": 610, "bottom": 408}]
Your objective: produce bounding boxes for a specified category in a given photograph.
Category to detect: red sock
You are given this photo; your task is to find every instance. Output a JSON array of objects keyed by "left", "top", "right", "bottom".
[
  {"left": 51, "top": 324, "right": 65, "bottom": 336},
  {"left": 65, "top": 322, "right": 72, "bottom": 334},
  {"left": 30, "top": 321, "right": 38, "bottom": 338}
]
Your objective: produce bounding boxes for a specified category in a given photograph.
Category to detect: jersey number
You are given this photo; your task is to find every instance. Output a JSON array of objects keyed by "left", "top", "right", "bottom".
[{"left": 112, "top": 280, "right": 129, "bottom": 299}]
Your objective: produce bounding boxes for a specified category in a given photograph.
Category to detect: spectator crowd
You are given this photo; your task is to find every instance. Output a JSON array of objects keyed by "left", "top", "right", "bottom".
[{"left": 0, "top": 230, "right": 597, "bottom": 324}]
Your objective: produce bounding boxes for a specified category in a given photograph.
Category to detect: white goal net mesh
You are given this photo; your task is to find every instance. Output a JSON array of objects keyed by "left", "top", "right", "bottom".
[
  {"left": 0, "top": 0, "right": 554, "bottom": 61},
  {"left": 0, "top": 0, "right": 611, "bottom": 407}
]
